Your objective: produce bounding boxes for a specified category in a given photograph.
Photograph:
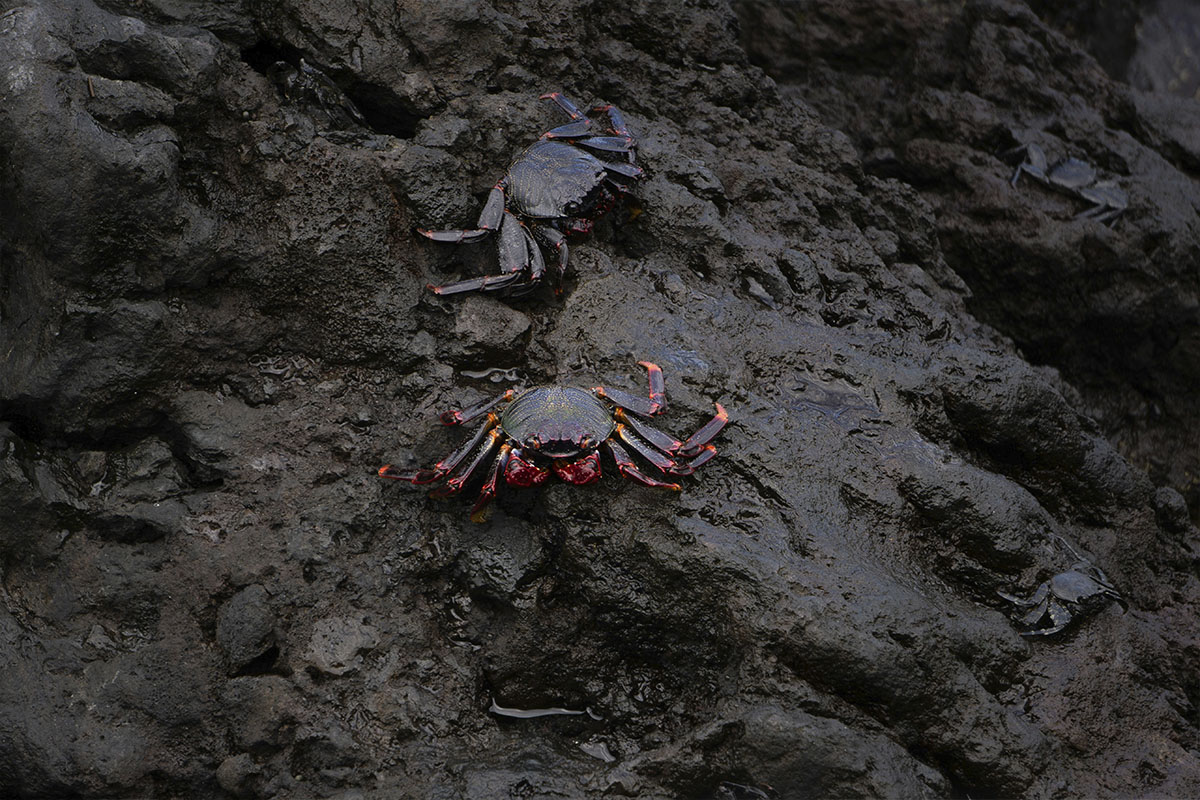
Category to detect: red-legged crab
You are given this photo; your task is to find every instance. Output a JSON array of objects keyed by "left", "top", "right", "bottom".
[
  {"left": 419, "top": 93, "right": 643, "bottom": 296},
  {"left": 379, "top": 362, "right": 727, "bottom": 521}
]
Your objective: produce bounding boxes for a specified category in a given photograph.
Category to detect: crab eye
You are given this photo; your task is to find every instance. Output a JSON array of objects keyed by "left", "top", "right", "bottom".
[{"left": 564, "top": 200, "right": 580, "bottom": 214}]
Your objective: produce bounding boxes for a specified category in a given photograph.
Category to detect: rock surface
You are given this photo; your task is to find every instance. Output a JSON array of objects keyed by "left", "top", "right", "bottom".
[{"left": 1, "top": 0, "right": 1198, "bottom": 797}]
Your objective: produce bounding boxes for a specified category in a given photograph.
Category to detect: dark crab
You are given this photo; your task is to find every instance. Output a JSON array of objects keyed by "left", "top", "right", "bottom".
[
  {"left": 999, "top": 558, "right": 1124, "bottom": 637},
  {"left": 379, "top": 362, "right": 727, "bottom": 521},
  {"left": 419, "top": 93, "right": 643, "bottom": 295},
  {"left": 1009, "top": 142, "right": 1127, "bottom": 224}
]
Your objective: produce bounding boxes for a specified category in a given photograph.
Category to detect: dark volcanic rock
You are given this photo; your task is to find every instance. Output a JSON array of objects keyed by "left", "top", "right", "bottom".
[{"left": 2, "top": 0, "right": 1199, "bottom": 798}]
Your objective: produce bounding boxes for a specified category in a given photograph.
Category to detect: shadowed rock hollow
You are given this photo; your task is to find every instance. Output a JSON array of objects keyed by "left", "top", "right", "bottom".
[{"left": 2, "top": 0, "right": 1198, "bottom": 797}]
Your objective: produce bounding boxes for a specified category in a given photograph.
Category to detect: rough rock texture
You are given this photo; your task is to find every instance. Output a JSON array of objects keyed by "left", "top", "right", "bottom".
[{"left": 1, "top": 0, "right": 1198, "bottom": 797}]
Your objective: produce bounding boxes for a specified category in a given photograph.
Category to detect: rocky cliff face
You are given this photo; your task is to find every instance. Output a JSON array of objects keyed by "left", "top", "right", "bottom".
[{"left": 1, "top": 0, "right": 1197, "bottom": 797}]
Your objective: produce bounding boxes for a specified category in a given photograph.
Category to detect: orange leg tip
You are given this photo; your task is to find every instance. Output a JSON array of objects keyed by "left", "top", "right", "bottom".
[
  {"left": 638, "top": 360, "right": 661, "bottom": 370},
  {"left": 715, "top": 402, "right": 728, "bottom": 419},
  {"left": 378, "top": 464, "right": 392, "bottom": 477}
]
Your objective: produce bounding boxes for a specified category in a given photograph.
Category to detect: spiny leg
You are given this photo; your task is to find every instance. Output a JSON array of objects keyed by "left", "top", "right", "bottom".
[
  {"left": 379, "top": 413, "right": 499, "bottom": 484},
  {"left": 604, "top": 440, "right": 680, "bottom": 490},
  {"left": 440, "top": 390, "right": 515, "bottom": 425},
  {"left": 470, "top": 444, "right": 513, "bottom": 523},
  {"left": 678, "top": 403, "right": 728, "bottom": 457},
  {"left": 419, "top": 182, "right": 506, "bottom": 243},
  {"left": 430, "top": 428, "right": 503, "bottom": 497},
  {"left": 594, "top": 361, "right": 666, "bottom": 417}
]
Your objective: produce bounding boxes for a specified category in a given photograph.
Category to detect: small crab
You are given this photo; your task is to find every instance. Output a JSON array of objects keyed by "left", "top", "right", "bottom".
[
  {"left": 1009, "top": 143, "right": 1127, "bottom": 224},
  {"left": 419, "top": 93, "right": 643, "bottom": 296},
  {"left": 379, "top": 362, "right": 727, "bottom": 521},
  {"left": 999, "top": 558, "right": 1124, "bottom": 637}
]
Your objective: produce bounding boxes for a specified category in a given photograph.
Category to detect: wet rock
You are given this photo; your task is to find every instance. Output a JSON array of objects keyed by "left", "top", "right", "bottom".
[
  {"left": 447, "top": 294, "right": 532, "bottom": 368},
  {"left": 2, "top": 0, "right": 1199, "bottom": 797},
  {"left": 216, "top": 585, "right": 277, "bottom": 672}
]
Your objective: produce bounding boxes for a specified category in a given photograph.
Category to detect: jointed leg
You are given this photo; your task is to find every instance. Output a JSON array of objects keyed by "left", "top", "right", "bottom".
[
  {"left": 427, "top": 271, "right": 526, "bottom": 296},
  {"left": 614, "top": 407, "right": 681, "bottom": 453},
  {"left": 678, "top": 403, "right": 728, "bottom": 456},
  {"left": 594, "top": 361, "right": 666, "bottom": 417},
  {"left": 379, "top": 413, "right": 500, "bottom": 484},
  {"left": 542, "top": 119, "right": 594, "bottom": 139},
  {"left": 535, "top": 226, "right": 569, "bottom": 284},
  {"left": 575, "top": 136, "right": 635, "bottom": 154},
  {"left": 540, "top": 92, "right": 586, "bottom": 120},
  {"left": 615, "top": 423, "right": 678, "bottom": 474},
  {"left": 600, "top": 160, "right": 643, "bottom": 180},
  {"left": 430, "top": 428, "right": 503, "bottom": 497},
  {"left": 591, "top": 104, "right": 632, "bottom": 138},
  {"left": 470, "top": 444, "right": 513, "bottom": 523},
  {"left": 419, "top": 182, "right": 506, "bottom": 243},
  {"left": 670, "top": 445, "right": 717, "bottom": 474},
  {"left": 440, "top": 390, "right": 515, "bottom": 425},
  {"left": 604, "top": 440, "right": 680, "bottom": 490}
]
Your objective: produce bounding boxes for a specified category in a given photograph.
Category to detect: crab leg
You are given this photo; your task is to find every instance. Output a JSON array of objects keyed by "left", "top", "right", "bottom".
[
  {"left": 591, "top": 104, "right": 632, "bottom": 138},
  {"left": 379, "top": 413, "right": 499, "bottom": 484},
  {"left": 534, "top": 226, "right": 568, "bottom": 282},
  {"left": 576, "top": 136, "right": 635, "bottom": 154},
  {"left": 495, "top": 210, "right": 532, "bottom": 274},
  {"left": 615, "top": 423, "right": 679, "bottom": 474},
  {"left": 604, "top": 440, "right": 680, "bottom": 490},
  {"left": 540, "top": 92, "right": 586, "bottom": 120},
  {"left": 594, "top": 361, "right": 666, "bottom": 417},
  {"left": 677, "top": 403, "right": 728, "bottom": 456},
  {"left": 600, "top": 160, "right": 643, "bottom": 180},
  {"left": 429, "top": 428, "right": 503, "bottom": 497},
  {"left": 429, "top": 271, "right": 526, "bottom": 296},
  {"left": 419, "top": 183, "right": 507, "bottom": 243},
  {"left": 523, "top": 225, "right": 546, "bottom": 282},
  {"left": 440, "top": 390, "right": 515, "bottom": 426},
  {"left": 542, "top": 120, "right": 594, "bottom": 139},
  {"left": 470, "top": 444, "right": 513, "bottom": 523},
  {"left": 614, "top": 407, "right": 681, "bottom": 453},
  {"left": 672, "top": 445, "right": 717, "bottom": 474}
]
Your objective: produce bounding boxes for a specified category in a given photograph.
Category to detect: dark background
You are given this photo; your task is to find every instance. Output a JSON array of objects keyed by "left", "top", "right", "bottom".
[{"left": 2, "top": 0, "right": 1198, "bottom": 796}]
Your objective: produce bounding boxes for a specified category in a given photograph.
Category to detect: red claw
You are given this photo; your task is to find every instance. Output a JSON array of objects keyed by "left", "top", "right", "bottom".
[
  {"left": 553, "top": 452, "right": 602, "bottom": 486},
  {"left": 505, "top": 450, "right": 551, "bottom": 487}
]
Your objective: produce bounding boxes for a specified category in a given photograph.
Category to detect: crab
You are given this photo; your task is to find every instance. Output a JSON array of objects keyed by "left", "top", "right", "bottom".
[
  {"left": 999, "top": 559, "right": 1124, "bottom": 637},
  {"left": 1009, "top": 143, "right": 1127, "bottom": 224},
  {"left": 419, "top": 93, "right": 643, "bottom": 296},
  {"left": 379, "top": 362, "right": 727, "bottom": 521}
]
